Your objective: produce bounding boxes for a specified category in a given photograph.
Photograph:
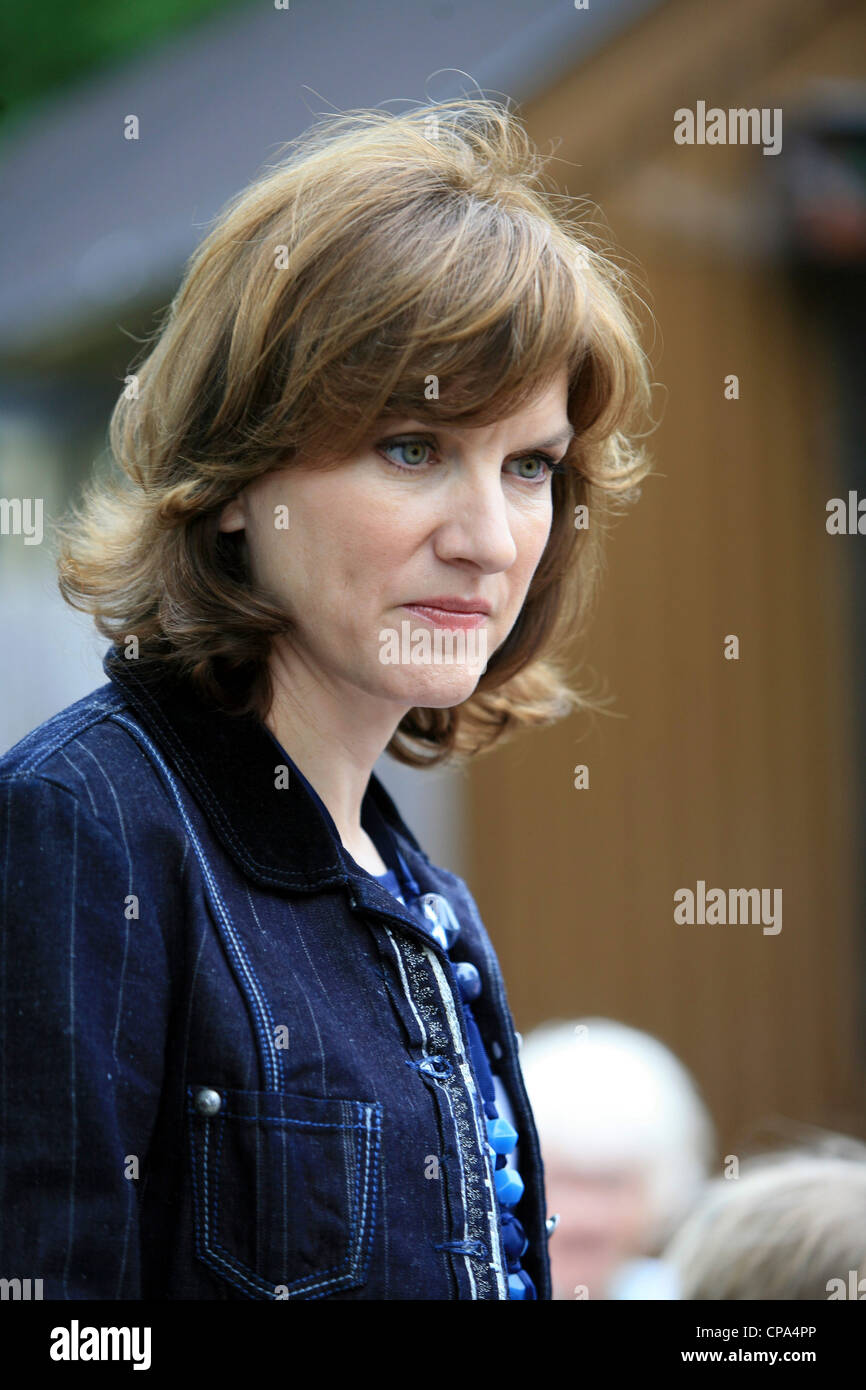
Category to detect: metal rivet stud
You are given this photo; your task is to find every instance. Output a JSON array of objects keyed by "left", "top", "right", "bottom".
[{"left": 194, "top": 1087, "right": 222, "bottom": 1116}]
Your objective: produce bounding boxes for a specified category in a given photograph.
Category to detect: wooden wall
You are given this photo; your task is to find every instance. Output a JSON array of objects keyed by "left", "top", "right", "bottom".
[{"left": 468, "top": 0, "right": 866, "bottom": 1157}]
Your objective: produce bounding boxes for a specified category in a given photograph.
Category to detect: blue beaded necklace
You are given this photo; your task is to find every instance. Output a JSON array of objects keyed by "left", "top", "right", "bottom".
[{"left": 366, "top": 806, "right": 536, "bottom": 1300}]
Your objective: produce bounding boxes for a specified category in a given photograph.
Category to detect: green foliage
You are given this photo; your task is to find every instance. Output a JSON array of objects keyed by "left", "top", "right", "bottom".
[{"left": 0, "top": 0, "right": 248, "bottom": 142}]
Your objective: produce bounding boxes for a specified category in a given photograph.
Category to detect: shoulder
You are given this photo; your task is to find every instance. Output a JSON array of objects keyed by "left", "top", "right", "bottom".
[
  {"left": 0, "top": 682, "right": 178, "bottom": 847},
  {"left": 0, "top": 687, "right": 178, "bottom": 1034}
]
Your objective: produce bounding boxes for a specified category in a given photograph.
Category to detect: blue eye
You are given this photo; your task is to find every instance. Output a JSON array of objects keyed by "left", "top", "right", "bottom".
[
  {"left": 512, "top": 455, "right": 555, "bottom": 481},
  {"left": 378, "top": 438, "right": 432, "bottom": 468},
  {"left": 376, "top": 434, "right": 565, "bottom": 483}
]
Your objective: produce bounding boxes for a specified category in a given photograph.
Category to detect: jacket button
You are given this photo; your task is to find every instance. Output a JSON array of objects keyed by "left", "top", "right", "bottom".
[{"left": 194, "top": 1087, "right": 222, "bottom": 1116}]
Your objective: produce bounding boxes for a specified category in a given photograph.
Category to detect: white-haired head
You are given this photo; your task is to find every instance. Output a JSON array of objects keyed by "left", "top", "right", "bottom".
[{"left": 519, "top": 1017, "right": 716, "bottom": 1248}]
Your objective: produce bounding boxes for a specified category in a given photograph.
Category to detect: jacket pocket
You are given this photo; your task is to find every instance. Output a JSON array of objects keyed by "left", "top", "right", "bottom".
[{"left": 187, "top": 1085, "right": 383, "bottom": 1299}]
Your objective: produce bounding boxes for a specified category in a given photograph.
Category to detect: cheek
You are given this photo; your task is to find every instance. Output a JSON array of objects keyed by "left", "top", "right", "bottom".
[
  {"left": 258, "top": 526, "right": 306, "bottom": 599},
  {"left": 505, "top": 512, "right": 553, "bottom": 598},
  {"left": 516, "top": 501, "right": 554, "bottom": 561},
  {"left": 288, "top": 492, "right": 412, "bottom": 624},
  {"left": 337, "top": 500, "right": 422, "bottom": 601},
  {"left": 260, "top": 490, "right": 349, "bottom": 591}
]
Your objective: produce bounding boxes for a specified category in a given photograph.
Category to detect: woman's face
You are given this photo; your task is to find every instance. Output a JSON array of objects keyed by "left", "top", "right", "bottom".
[{"left": 218, "top": 365, "right": 572, "bottom": 715}]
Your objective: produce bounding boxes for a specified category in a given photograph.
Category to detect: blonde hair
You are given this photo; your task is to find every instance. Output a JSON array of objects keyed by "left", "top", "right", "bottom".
[
  {"left": 54, "top": 97, "right": 656, "bottom": 765},
  {"left": 663, "top": 1144, "right": 866, "bottom": 1300}
]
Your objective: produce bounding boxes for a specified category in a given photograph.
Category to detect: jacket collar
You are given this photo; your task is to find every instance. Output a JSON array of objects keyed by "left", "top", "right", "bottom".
[{"left": 101, "top": 644, "right": 428, "bottom": 894}]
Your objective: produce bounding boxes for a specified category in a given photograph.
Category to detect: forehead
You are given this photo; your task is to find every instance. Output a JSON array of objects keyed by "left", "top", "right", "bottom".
[{"left": 376, "top": 372, "right": 573, "bottom": 443}]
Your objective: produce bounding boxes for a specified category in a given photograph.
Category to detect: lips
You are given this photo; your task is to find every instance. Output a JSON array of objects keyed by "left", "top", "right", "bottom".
[
  {"left": 401, "top": 602, "right": 489, "bottom": 630},
  {"left": 404, "top": 596, "right": 492, "bottom": 615}
]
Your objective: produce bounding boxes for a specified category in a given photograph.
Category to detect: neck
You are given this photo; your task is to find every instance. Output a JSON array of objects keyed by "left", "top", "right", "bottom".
[{"left": 262, "top": 640, "right": 409, "bottom": 869}]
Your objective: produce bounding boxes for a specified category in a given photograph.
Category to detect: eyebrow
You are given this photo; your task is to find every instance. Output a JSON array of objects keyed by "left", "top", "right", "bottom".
[
  {"left": 379, "top": 421, "right": 575, "bottom": 454},
  {"left": 515, "top": 427, "right": 575, "bottom": 453}
]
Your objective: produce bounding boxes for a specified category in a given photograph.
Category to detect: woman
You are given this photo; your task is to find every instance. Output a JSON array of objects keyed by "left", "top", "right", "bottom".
[{"left": 0, "top": 98, "right": 653, "bottom": 1300}]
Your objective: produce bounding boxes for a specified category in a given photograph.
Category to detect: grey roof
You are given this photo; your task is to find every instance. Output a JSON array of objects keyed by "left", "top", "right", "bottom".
[{"left": 0, "top": 0, "right": 660, "bottom": 359}]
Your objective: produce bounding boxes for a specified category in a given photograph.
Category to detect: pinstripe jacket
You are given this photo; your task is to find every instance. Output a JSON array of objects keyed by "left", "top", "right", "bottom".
[{"left": 0, "top": 645, "right": 552, "bottom": 1299}]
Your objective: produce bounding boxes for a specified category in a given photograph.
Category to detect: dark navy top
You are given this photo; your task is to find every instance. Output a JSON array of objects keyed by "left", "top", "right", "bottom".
[
  {"left": 362, "top": 794, "right": 536, "bottom": 1299},
  {"left": 262, "top": 751, "right": 535, "bottom": 1298},
  {"left": 0, "top": 648, "right": 553, "bottom": 1298}
]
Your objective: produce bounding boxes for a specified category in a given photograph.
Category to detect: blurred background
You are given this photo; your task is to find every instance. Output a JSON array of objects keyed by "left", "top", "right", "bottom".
[{"left": 2, "top": 0, "right": 865, "bottom": 1298}]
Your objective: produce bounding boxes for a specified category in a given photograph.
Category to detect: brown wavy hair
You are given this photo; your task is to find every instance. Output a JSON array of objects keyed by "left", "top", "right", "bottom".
[{"left": 54, "top": 97, "right": 657, "bottom": 767}]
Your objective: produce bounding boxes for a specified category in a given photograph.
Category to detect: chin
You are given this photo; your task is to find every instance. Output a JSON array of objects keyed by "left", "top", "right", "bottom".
[{"left": 383, "top": 666, "right": 486, "bottom": 708}]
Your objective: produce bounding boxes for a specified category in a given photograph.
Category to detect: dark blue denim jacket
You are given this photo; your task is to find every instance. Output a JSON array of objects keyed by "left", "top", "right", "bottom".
[{"left": 0, "top": 645, "right": 552, "bottom": 1299}]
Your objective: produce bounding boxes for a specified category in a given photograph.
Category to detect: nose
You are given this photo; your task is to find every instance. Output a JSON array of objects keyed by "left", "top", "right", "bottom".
[{"left": 432, "top": 471, "right": 520, "bottom": 573}]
